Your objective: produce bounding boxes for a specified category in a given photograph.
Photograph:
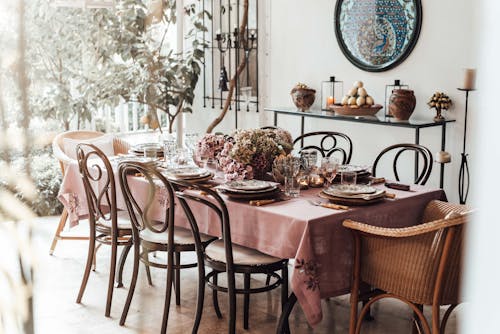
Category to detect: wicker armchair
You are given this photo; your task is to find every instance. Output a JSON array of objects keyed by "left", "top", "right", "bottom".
[
  {"left": 343, "top": 200, "right": 472, "bottom": 334},
  {"left": 50, "top": 130, "right": 130, "bottom": 255}
]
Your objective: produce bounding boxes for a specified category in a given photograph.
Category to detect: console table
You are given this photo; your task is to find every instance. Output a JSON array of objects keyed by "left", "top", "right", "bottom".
[{"left": 264, "top": 107, "right": 455, "bottom": 188}]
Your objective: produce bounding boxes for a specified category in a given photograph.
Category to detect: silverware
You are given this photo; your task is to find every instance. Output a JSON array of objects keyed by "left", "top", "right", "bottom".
[{"left": 308, "top": 200, "right": 349, "bottom": 210}]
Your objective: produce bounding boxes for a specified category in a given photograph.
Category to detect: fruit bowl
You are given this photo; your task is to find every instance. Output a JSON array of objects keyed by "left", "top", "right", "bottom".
[{"left": 328, "top": 104, "right": 383, "bottom": 116}]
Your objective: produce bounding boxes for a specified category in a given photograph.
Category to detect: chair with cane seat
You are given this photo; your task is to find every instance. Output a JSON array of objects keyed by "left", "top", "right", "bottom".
[
  {"left": 170, "top": 179, "right": 289, "bottom": 333},
  {"left": 75, "top": 143, "right": 134, "bottom": 317},
  {"left": 117, "top": 161, "right": 216, "bottom": 334}
]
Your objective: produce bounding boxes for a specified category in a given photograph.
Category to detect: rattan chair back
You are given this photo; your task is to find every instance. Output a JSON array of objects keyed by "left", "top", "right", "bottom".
[
  {"left": 293, "top": 131, "right": 353, "bottom": 164},
  {"left": 372, "top": 143, "right": 433, "bottom": 185}
]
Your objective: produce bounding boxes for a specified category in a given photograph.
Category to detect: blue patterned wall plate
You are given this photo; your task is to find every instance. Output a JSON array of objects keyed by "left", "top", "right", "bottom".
[{"left": 335, "top": 0, "right": 422, "bottom": 72}]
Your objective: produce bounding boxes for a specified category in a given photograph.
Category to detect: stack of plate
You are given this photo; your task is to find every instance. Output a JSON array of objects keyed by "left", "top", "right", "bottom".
[
  {"left": 162, "top": 166, "right": 213, "bottom": 183},
  {"left": 217, "top": 180, "right": 280, "bottom": 199},
  {"left": 320, "top": 184, "right": 385, "bottom": 206},
  {"left": 129, "top": 143, "right": 164, "bottom": 157},
  {"left": 334, "top": 165, "right": 371, "bottom": 183}
]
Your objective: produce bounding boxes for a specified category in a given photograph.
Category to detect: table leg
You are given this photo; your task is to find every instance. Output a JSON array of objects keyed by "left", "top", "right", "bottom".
[
  {"left": 301, "top": 116, "right": 305, "bottom": 147},
  {"left": 414, "top": 128, "right": 420, "bottom": 183},
  {"left": 439, "top": 123, "right": 446, "bottom": 189},
  {"left": 276, "top": 292, "right": 296, "bottom": 334},
  {"left": 274, "top": 111, "right": 278, "bottom": 127}
]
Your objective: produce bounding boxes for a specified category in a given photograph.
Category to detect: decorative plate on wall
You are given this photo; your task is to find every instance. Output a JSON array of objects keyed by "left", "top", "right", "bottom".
[{"left": 334, "top": 0, "right": 422, "bottom": 72}]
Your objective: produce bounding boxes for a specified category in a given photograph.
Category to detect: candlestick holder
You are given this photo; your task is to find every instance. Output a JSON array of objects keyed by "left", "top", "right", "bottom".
[
  {"left": 320, "top": 76, "right": 343, "bottom": 111},
  {"left": 457, "top": 88, "right": 475, "bottom": 204},
  {"left": 384, "top": 79, "right": 409, "bottom": 117}
]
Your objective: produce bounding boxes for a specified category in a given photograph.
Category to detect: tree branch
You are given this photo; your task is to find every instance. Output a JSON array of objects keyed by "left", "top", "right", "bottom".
[{"left": 206, "top": 0, "right": 249, "bottom": 133}]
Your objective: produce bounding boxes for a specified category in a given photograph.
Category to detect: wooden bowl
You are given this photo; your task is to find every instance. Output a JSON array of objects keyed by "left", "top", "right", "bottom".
[{"left": 328, "top": 104, "right": 383, "bottom": 116}]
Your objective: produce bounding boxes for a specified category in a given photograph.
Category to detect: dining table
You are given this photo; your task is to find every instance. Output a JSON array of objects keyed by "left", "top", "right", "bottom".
[{"left": 58, "top": 156, "right": 446, "bottom": 328}]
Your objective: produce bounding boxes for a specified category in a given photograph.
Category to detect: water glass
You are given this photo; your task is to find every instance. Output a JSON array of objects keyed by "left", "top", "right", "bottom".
[
  {"left": 143, "top": 145, "right": 158, "bottom": 161},
  {"left": 320, "top": 156, "right": 339, "bottom": 188},
  {"left": 175, "top": 148, "right": 189, "bottom": 166},
  {"left": 163, "top": 139, "right": 177, "bottom": 166},
  {"left": 285, "top": 176, "right": 301, "bottom": 197},
  {"left": 341, "top": 171, "right": 357, "bottom": 188}
]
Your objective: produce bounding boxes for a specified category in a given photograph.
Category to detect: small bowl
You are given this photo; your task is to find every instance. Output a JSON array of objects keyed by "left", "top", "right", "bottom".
[{"left": 291, "top": 87, "right": 316, "bottom": 112}]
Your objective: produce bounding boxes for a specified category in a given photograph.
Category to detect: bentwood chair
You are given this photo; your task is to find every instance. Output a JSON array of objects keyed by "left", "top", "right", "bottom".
[
  {"left": 170, "top": 179, "right": 289, "bottom": 333},
  {"left": 372, "top": 143, "right": 433, "bottom": 185},
  {"left": 293, "top": 131, "right": 353, "bottom": 164},
  {"left": 343, "top": 200, "right": 471, "bottom": 334},
  {"left": 117, "top": 161, "right": 216, "bottom": 334},
  {"left": 75, "top": 143, "right": 134, "bottom": 317},
  {"left": 50, "top": 130, "right": 130, "bottom": 255}
]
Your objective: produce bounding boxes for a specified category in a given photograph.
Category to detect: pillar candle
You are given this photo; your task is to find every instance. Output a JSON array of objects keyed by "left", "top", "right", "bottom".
[
  {"left": 463, "top": 68, "right": 476, "bottom": 90},
  {"left": 327, "top": 96, "right": 335, "bottom": 106}
]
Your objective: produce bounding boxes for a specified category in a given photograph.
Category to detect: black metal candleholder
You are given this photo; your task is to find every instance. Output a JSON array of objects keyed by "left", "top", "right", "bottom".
[
  {"left": 320, "top": 76, "right": 343, "bottom": 111},
  {"left": 457, "top": 88, "right": 475, "bottom": 204},
  {"left": 384, "top": 79, "right": 409, "bottom": 117}
]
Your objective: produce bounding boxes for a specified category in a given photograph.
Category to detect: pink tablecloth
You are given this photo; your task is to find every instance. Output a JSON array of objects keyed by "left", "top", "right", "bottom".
[{"left": 58, "top": 161, "right": 445, "bottom": 326}]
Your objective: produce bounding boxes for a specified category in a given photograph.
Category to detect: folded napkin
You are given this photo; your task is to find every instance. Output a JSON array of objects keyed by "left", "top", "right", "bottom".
[
  {"left": 321, "top": 202, "right": 349, "bottom": 210},
  {"left": 249, "top": 199, "right": 276, "bottom": 206},
  {"left": 369, "top": 177, "right": 386, "bottom": 185}
]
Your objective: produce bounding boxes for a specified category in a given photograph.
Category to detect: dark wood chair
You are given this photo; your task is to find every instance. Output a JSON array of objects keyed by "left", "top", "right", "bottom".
[
  {"left": 372, "top": 143, "right": 433, "bottom": 185},
  {"left": 117, "top": 161, "right": 216, "bottom": 334},
  {"left": 75, "top": 143, "right": 134, "bottom": 317},
  {"left": 293, "top": 131, "right": 353, "bottom": 164},
  {"left": 170, "top": 179, "right": 289, "bottom": 334},
  {"left": 343, "top": 200, "right": 471, "bottom": 334}
]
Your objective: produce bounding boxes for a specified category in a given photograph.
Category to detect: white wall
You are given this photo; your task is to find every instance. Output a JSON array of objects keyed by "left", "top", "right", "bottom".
[{"left": 187, "top": 0, "right": 479, "bottom": 202}]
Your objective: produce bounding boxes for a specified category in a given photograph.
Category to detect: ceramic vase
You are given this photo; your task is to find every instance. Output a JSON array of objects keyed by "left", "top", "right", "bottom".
[{"left": 388, "top": 89, "right": 416, "bottom": 120}]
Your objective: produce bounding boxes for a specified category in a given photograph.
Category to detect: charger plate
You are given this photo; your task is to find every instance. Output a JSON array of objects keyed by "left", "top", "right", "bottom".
[{"left": 319, "top": 190, "right": 385, "bottom": 206}]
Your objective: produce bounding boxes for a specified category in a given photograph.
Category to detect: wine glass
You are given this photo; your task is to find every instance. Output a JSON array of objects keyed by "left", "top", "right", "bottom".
[{"left": 320, "top": 156, "right": 339, "bottom": 188}]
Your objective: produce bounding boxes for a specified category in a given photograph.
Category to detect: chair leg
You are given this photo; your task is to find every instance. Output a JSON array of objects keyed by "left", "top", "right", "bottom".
[
  {"left": 49, "top": 208, "right": 68, "bottom": 255},
  {"left": 432, "top": 302, "right": 440, "bottom": 334},
  {"left": 120, "top": 242, "right": 140, "bottom": 326},
  {"left": 192, "top": 254, "right": 206, "bottom": 334},
  {"left": 76, "top": 229, "right": 95, "bottom": 304},
  {"left": 160, "top": 253, "right": 175, "bottom": 334},
  {"left": 212, "top": 271, "right": 223, "bottom": 319},
  {"left": 412, "top": 304, "right": 424, "bottom": 334},
  {"left": 227, "top": 271, "right": 237, "bottom": 334},
  {"left": 440, "top": 304, "right": 458, "bottom": 334},
  {"left": 265, "top": 274, "right": 271, "bottom": 286},
  {"left": 92, "top": 243, "right": 102, "bottom": 271},
  {"left": 174, "top": 251, "right": 181, "bottom": 306},
  {"left": 143, "top": 249, "right": 153, "bottom": 286},
  {"left": 105, "top": 238, "right": 118, "bottom": 317},
  {"left": 243, "top": 273, "right": 250, "bottom": 330},
  {"left": 116, "top": 244, "right": 131, "bottom": 288},
  {"left": 281, "top": 264, "right": 290, "bottom": 334}
]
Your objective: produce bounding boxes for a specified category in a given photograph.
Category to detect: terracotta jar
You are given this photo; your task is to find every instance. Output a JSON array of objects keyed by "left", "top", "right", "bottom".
[{"left": 388, "top": 89, "right": 416, "bottom": 120}]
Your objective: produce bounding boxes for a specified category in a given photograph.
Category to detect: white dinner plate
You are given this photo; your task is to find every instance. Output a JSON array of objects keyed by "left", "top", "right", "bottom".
[
  {"left": 337, "top": 165, "right": 370, "bottom": 173},
  {"left": 325, "top": 184, "right": 377, "bottom": 196},
  {"left": 225, "top": 180, "right": 273, "bottom": 191},
  {"left": 163, "top": 166, "right": 208, "bottom": 178}
]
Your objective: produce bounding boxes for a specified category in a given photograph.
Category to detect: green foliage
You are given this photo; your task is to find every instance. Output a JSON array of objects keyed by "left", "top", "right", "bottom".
[
  {"left": 99, "top": 0, "right": 210, "bottom": 132},
  {"left": 25, "top": 0, "right": 209, "bottom": 133}
]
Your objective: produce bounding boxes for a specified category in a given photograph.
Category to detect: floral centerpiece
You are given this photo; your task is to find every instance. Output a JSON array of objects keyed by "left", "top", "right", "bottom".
[{"left": 195, "top": 128, "right": 293, "bottom": 181}]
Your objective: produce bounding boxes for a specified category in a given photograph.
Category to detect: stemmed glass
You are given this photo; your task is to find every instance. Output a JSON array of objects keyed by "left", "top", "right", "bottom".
[
  {"left": 320, "top": 156, "right": 339, "bottom": 189},
  {"left": 163, "top": 139, "right": 177, "bottom": 167}
]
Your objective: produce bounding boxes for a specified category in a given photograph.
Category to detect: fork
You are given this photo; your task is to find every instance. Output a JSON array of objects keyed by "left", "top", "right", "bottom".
[{"left": 308, "top": 200, "right": 349, "bottom": 210}]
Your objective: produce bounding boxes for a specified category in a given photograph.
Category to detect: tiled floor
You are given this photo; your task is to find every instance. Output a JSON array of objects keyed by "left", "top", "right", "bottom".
[{"left": 30, "top": 216, "right": 459, "bottom": 333}]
